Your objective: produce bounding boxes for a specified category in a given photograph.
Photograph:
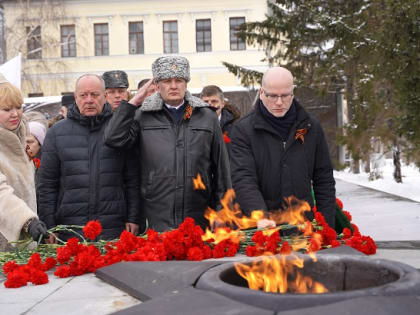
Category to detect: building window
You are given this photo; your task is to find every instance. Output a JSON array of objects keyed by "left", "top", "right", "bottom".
[
  {"left": 229, "top": 17, "right": 246, "bottom": 51},
  {"left": 94, "top": 23, "right": 109, "bottom": 56},
  {"left": 28, "top": 93, "right": 44, "bottom": 97},
  {"left": 129, "top": 21, "right": 144, "bottom": 54},
  {"left": 61, "top": 25, "right": 76, "bottom": 57},
  {"left": 26, "top": 26, "right": 42, "bottom": 59},
  {"left": 196, "top": 19, "right": 211, "bottom": 52},
  {"left": 163, "top": 21, "right": 178, "bottom": 54}
]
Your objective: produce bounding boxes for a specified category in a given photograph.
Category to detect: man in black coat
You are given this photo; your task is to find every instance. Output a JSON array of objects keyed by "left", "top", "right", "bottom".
[
  {"left": 38, "top": 74, "right": 140, "bottom": 241},
  {"left": 200, "top": 85, "right": 240, "bottom": 156},
  {"left": 105, "top": 56, "right": 231, "bottom": 232},
  {"left": 230, "top": 67, "right": 336, "bottom": 228}
]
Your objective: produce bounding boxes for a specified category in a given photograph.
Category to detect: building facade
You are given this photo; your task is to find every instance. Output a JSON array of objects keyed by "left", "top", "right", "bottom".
[{"left": 1, "top": 0, "right": 268, "bottom": 97}]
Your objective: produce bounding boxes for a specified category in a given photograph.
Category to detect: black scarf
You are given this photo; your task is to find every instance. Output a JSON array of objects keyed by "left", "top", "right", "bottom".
[
  {"left": 258, "top": 100, "right": 297, "bottom": 141},
  {"left": 67, "top": 103, "right": 112, "bottom": 131}
]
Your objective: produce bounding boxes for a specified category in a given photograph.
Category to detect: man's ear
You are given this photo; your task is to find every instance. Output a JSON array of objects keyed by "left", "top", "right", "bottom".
[{"left": 259, "top": 87, "right": 264, "bottom": 98}]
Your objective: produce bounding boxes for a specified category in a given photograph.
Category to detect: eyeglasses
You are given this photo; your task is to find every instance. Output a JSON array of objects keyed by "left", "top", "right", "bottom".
[{"left": 262, "top": 89, "right": 294, "bottom": 103}]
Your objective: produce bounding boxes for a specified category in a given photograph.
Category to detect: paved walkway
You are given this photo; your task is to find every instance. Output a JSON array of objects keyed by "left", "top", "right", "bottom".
[
  {"left": 335, "top": 179, "right": 420, "bottom": 241},
  {"left": 0, "top": 179, "right": 419, "bottom": 314}
]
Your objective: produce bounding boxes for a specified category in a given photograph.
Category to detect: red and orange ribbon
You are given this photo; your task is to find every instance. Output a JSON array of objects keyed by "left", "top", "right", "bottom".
[{"left": 295, "top": 128, "right": 307, "bottom": 143}]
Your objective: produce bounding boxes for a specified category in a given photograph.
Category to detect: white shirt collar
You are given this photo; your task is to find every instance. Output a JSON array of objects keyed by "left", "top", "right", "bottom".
[{"left": 164, "top": 100, "right": 185, "bottom": 110}]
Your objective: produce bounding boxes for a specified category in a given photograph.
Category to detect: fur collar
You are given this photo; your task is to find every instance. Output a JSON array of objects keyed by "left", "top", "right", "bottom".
[{"left": 140, "top": 91, "right": 209, "bottom": 112}]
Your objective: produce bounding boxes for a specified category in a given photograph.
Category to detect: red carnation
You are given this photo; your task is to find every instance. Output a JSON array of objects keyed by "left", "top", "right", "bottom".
[
  {"left": 54, "top": 265, "right": 71, "bottom": 278},
  {"left": 30, "top": 269, "right": 49, "bottom": 285},
  {"left": 280, "top": 241, "right": 292, "bottom": 255},
  {"left": 33, "top": 158, "right": 41, "bottom": 169},
  {"left": 342, "top": 228, "right": 352, "bottom": 239},
  {"left": 245, "top": 245, "right": 258, "bottom": 257},
  {"left": 83, "top": 220, "right": 102, "bottom": 240},
  {"left": 314, "top": 212, "right": 326, "bottom": 226},
  {"left": 251, "top": 231, "right": 266, "bottom": 246},
  {"left": 27, "top": 253, "right": 42, "bottom": 269},
  {"left": 187, "top": 247, "right": 204, "bottom": 261},
  {"left": 42, "top": 257, "right": 57, "bottom": 271},
  {"left": 335, "top": 198, "right": 343, "bottom": 210},
  {"left": 343, "top": 210, "right": 352, "bottom": 222},
  {"left": 3, "top": 261, "right": 19, "bottom": 275},
  {"left": 330, "top": 240, "right": 341, "bottom": 248},
  {"left": 56, "top": 247, "right": 72, "bottom": 264},
  {"left": 223, "top": 132, "right": 231, "bottom": 144},
  {"left": 4, "top": 270, "right": 28, "bottom": 288}
]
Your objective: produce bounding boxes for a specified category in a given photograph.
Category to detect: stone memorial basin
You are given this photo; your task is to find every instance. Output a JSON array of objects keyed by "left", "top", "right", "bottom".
[{"left": 195, "top": 254, "right": 420, "bottom": 312}]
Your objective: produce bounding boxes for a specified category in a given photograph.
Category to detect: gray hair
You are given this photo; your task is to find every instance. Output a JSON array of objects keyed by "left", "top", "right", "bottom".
[{"left": 75, "top": 74, "right": 106, "bottom": 92}]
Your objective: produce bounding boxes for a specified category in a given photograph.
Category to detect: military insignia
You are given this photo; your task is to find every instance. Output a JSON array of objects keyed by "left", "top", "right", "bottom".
[{"left": 172, "top": 64, "right": 178, "bottom": 71}]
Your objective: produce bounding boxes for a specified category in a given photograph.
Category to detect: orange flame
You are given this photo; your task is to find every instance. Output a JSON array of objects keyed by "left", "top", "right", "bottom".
[
  {"left": 234, "top": 254, "right": 328, "bottom": 294},
  {"left": 202, "top": 227, "right": 241, "bottom": 244},
  {"left": 205, "top": 189, "right": 265, "bottom": 229},
  {"left": 204, "top": 190, "right": 320, "bottom": 255},
  {"left": 268, "top": 197, "right": 311, "bottom": 226},
  {"left": 192, "top": 173, "right": 206, "bottom": 190}
]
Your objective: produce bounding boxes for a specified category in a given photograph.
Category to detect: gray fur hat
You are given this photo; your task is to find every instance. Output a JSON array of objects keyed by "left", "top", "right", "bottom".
[
  {"left": 102, "top": 70, "right": 129, "bottom": 89},
  {"left": 152, "top": 56, "right": 190, "bottom": 82}
]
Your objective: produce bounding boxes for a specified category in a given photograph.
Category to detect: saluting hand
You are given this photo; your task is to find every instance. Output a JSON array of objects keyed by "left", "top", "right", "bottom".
[{"left": 129, "top": 79, "right": 155, "bottom": 107}]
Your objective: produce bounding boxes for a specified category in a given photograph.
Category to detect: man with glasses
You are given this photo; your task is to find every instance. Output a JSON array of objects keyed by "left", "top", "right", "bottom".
[{"left": 230, "top": 67, "right": 336, "bottom": 229}]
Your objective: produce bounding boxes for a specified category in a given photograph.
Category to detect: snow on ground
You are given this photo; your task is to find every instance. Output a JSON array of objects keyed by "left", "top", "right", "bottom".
[{"left": 334, "top": 159, "right": 420, "bottom": 203}]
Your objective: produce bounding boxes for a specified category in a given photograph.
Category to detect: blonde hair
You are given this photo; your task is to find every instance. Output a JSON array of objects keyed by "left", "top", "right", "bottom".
[{"left": 0, "top": 82, "right": 24, "bottom": 110}]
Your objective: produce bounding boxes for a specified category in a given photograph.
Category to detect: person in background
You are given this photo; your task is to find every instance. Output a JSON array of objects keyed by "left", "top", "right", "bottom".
[
  {"left": 0, "top": 75, "right": 49, "bottom": 251},
  {"left": 48, "top": 94, "right": 74, "bottom": 127},
  {"left": 24, "top": 111, "right": 49, "bottom": 130},
  {"left": 26, "top": 121, "right": 46, "bottom": 210},
  {"left": 200, "top": 85, "right": 240, "bottom": 154},
  {"left": 103, "top": 70, "right": 130, "bottom": 112},
  {"left": 230, "top": 67, "right": 336, "bottom": 229},
  {"left": 38, "top": 74, "right": 141, "bottom": 242},
  {"left": 137, "top": 78, "right": 158, "bottom": 98},
  {"left": 59, "top": 94, "right": 74, "bottom": 118},
  {"left": 105, "top": 56, "right": 231, "bottom": 232}
]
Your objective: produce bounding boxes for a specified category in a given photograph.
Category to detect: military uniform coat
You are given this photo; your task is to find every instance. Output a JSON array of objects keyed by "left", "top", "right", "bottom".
[{"left": 105, "top": 91, "right": 232, "bottom": 232}]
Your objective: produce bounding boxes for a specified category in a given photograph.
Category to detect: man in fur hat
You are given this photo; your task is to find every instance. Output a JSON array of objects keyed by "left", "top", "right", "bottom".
[{"left": 105, "top": 56, "right": 231, "bottom": 232}]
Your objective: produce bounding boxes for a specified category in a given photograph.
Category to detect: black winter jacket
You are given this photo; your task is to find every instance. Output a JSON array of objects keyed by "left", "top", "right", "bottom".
[
  {"left": 38, "top": 104, "right": 140, "bottom": 240},
  {"left": 230, "top": 99, "right": 336, "bottom": 227},
  {"left": 220, "top": 105, "right": 240, "bottom": 135},
  {"left": 104, "top": 91, "right": 232, "bottom": 232},
  {"left": 220, "top": 105, "right": 240, "bottom": 156}
]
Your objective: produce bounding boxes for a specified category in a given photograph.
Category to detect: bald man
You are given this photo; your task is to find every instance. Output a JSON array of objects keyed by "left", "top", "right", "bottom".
[{"left": 230, "top": 67, "right": 336, "bottom": 229}]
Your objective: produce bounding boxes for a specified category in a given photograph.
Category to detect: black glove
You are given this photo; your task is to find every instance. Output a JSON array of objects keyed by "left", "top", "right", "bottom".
[{"left": 28, "top": 218, "right": 49, "bottom": 241}]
